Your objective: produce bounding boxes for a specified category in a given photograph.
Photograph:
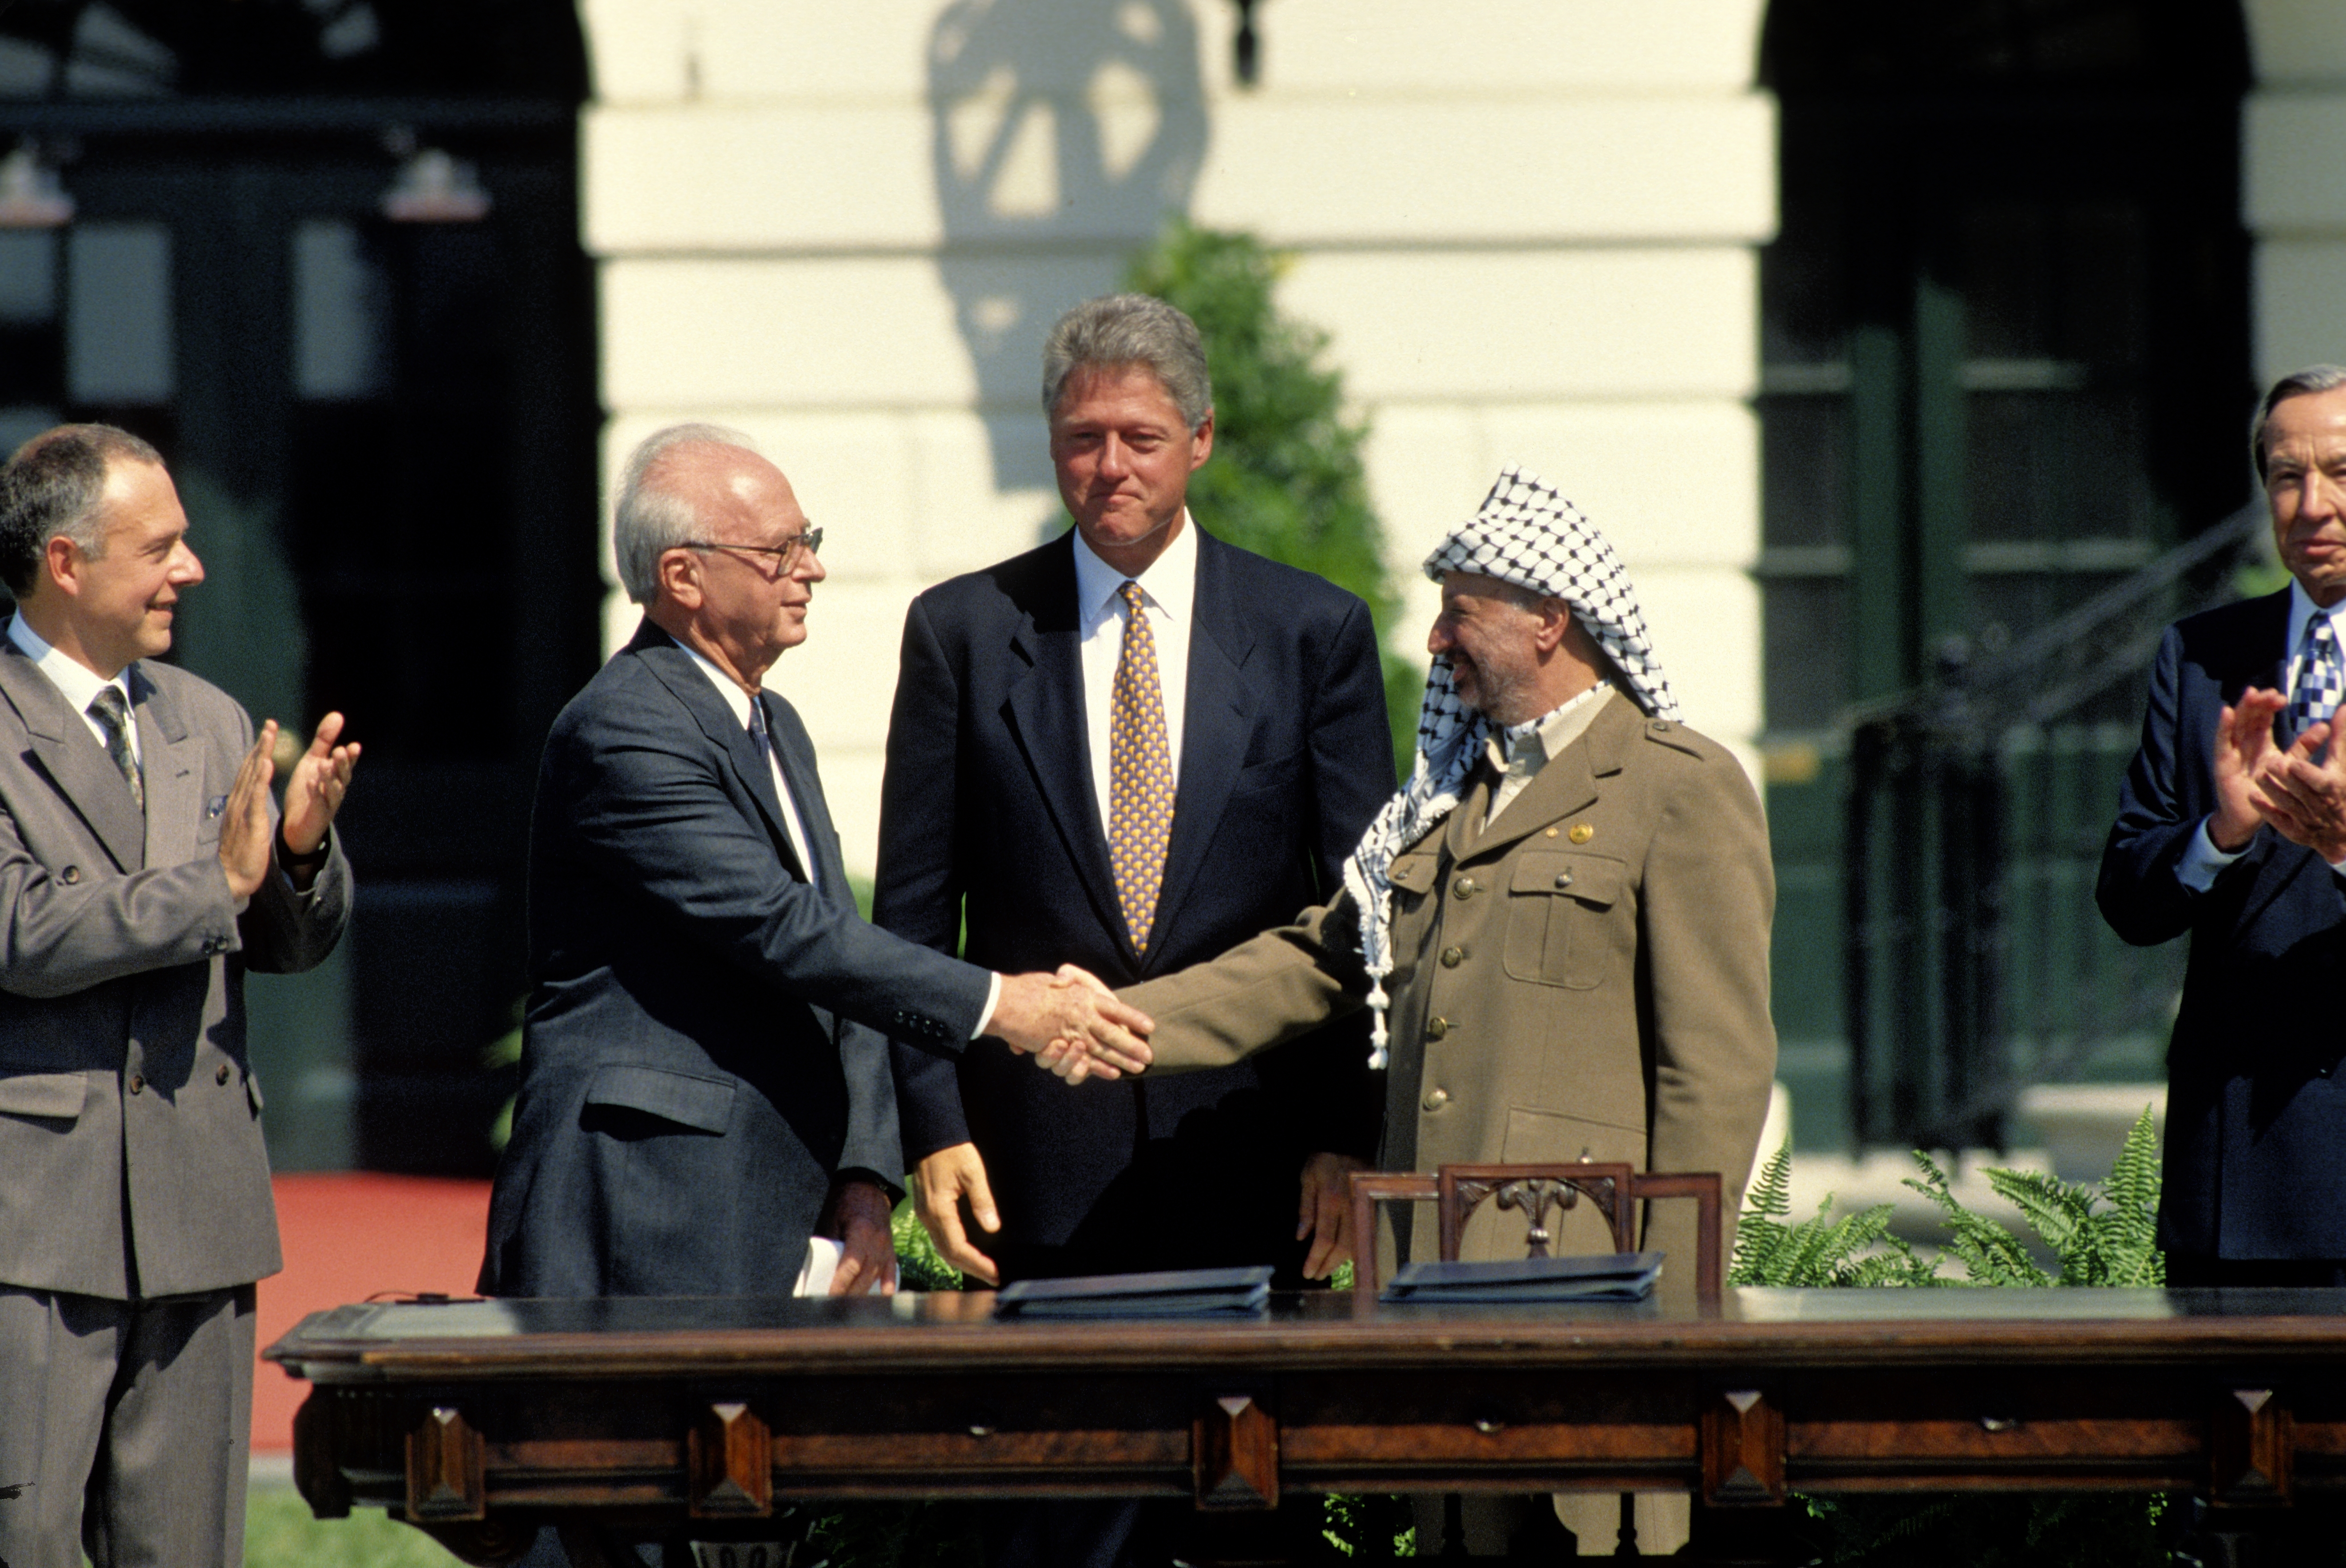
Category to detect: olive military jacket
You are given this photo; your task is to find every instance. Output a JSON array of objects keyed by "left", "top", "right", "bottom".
[{"left": 1120, "top": 693, "right": 1776, "bottom": 1275}]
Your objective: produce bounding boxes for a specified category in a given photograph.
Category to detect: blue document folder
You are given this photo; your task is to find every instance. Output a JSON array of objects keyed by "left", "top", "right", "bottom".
[
  {"left": 994, "top": 1265, "right": 1274, "bottom": 1319},
  {"left": 1381, "top": 1251, "right": 1664, "bottom": 1303}
]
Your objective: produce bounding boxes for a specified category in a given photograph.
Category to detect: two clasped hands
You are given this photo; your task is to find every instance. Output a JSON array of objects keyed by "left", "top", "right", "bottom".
[
  {"left": 2214, "top": 687, "right": 2346, "bottom": 861},
  {"left": 990, "top": 964, "right": 1155, "bottom": 1082}
]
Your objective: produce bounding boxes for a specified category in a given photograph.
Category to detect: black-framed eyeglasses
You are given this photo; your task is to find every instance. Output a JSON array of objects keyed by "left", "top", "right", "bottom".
[{"left": 679, "top": 527, "right": 823, "bottom": 571}]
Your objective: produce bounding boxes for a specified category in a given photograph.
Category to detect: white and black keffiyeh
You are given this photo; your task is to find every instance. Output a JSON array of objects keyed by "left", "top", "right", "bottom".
[{"left": 1341, "top": 465, "right": 1677, "bottom": 1066}]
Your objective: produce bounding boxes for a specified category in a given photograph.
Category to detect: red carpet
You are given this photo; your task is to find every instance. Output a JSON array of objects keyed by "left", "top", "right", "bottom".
[{"left": 253, "top": 1173, "right": 492, "bottom": 1454}]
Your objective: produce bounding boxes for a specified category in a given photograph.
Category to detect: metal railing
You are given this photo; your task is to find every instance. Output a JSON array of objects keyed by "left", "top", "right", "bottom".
[{"left": 1843, "top": 502, "right": 2267, "bottom": 1151}]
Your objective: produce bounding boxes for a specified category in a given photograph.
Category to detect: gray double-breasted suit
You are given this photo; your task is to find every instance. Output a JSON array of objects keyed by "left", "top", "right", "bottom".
[{"left": 0, "top": 625, "right": 352, "bottom": 1568}]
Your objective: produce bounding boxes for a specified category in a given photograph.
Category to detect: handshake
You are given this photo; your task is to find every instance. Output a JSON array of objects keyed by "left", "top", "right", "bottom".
[{"left": 987, "top": 966, "right": 1154, "bottom": 1083}]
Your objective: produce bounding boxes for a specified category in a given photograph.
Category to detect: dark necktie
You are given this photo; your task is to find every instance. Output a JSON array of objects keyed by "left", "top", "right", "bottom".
[
  {"left": 748, "top": 694, "right": 822, "bottom": 897},
  {"left": 87, "top": 686, "right": 142, "bottom": 811}
]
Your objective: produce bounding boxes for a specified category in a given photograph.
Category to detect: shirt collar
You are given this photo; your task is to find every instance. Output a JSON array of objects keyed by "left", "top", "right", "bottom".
[
  {"left": 1071, "top": 510, "right": 1199, "bottom": 625},
  {"left": 1483, "top": 680, "right": 1614, "bottom": 770},
  {"left": 2289, "top": 579, "right": 2346, "bottom": 659},
  {"left": 676, "top": 640, "right": 757, "bottom": 731},
  {"left": 8, "top": 614, "right": 130, "bottom": 718}
]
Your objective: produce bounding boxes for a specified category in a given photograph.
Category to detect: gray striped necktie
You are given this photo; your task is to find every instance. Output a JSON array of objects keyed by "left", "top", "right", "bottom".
[{"left": 87, "top": 685, "right": 142, "bottom": 810}]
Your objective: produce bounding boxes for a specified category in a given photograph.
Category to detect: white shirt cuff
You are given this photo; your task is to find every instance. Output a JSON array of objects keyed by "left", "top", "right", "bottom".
[
  {"left": 2176, "top": 816, "right": 2246, "bottom": 893},
  {"left": 971, "top": 972, "right": 1003, "bottom": 1039}
]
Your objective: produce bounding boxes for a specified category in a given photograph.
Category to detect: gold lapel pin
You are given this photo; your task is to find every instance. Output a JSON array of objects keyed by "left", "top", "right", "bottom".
[{"left": 1568, "top": 823, "right": 1594, "bottom": 844}]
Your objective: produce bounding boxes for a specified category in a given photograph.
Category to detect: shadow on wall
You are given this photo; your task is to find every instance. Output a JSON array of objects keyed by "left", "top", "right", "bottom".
[{"left": 928, "top": 0, "right": 1208, "bottom": 490}]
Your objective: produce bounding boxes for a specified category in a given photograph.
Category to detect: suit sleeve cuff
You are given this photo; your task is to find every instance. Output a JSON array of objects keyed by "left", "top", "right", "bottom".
[
  {"left": 2177, "top": 817, "right": 2244, "bottom": 893},
  {"left": 970, "top": 971, "right": 1002, "bottom": 1039}
]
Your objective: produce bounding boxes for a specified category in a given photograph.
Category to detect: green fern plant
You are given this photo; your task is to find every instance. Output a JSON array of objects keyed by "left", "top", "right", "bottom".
[
  {"left": 1903, "top": 1107, "right": 2165, "bottom": 1288},
  {"left": 1729, "top": 1143, "right": 1940, "bottom": 1288}
]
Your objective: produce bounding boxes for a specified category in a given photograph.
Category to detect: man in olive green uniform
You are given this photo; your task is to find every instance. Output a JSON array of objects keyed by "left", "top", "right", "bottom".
[{"left": 1104, "top": 466, "right": 1778, "bottom": 1555}]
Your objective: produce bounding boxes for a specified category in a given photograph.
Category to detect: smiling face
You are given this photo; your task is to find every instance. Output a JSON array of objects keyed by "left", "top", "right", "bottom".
[
  {"left": 46, "top": 458, "right": 204, "bottom": 677},
  {"left": 1048, "top": 363, "right": 1212, "bottom": 576},
  {"left": 1427, "top": 573, "right": 1551, "bottom": 723},
  {"left": 649, "top": 442, "right": 826, "bottom": 690},
  {"left": 2264, "top": 385, "right": 2346, "bottom": 608}
]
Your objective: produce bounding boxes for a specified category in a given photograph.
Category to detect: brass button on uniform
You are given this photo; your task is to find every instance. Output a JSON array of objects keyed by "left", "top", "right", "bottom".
[
  {"left": 1440, "top": 946, "right": 1464, "bottom": 968},
  {"left": 216, "top": 1064, "right": 231, "bottom": 1086},
  {"left": 1453, "top": 877, "right": 1478, "bottom": 901},
  {"left": 128, "top": 1075, "right": 143, "bottom": 1094},
  {"left": 60, "top": 865, "right": 80, "bottom": 884},
  {"left": 1555, "top": 871, "right": 1573, "bottom": 889},
  {"left": 1423, "top": 1087, "right": 1450, "bottom": 1111},
  {"left": 1568, "top": 824, "right": 1594, "bottom": 845},
  {"left": 1426, "top": 1016, "right": 1450, "bottom": 1040}
]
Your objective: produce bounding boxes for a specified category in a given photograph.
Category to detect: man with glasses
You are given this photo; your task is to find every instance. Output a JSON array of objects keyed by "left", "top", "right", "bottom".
[{"left": 480, "top": 424, "right": 1153, "bottom": 1323}]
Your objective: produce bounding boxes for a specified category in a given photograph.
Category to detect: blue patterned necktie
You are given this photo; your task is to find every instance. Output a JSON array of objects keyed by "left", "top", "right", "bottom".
[
  {"left": 1108, "top": 580, "right": 1175, "bottom": 952},
  {"left": 2290, "top": 612, "right": 2343, "bottom": 745}
]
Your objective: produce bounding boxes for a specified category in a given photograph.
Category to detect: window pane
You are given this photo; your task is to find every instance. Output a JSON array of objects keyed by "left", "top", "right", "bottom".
[{"left": 67, "top": 223, "right": 173, "bottom": 404}]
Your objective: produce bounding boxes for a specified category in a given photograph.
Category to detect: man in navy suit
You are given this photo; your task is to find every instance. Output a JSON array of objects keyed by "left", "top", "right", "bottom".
[
  {"left": 874, "top": 296, "right": 1392, "bottom": 1563},
  {"left": 480, "top": 425, "right": 1151, "bottom": 1310},
  {"left": 2101, "top": 364, "right": 2346, "bottom": 1286}
]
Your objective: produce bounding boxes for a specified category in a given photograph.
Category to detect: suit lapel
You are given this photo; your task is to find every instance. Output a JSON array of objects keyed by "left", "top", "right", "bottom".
[
  {"left": 1148, "top": 533, "right": 1252, "bottom": 970},
  {"left": 1452, "top": 697, "right": 1632, "bottom": 866},
  {"left": 133, "top": 666, "right": 199, "bottom": 870},
  {"left": 629, "top": 626, "right": 801, "bottom": 876},
  {"left": 763, "top": 694, "right": 845, "bottom": 905},
  {"left": 1002, "top": 538, "right": 1127, "bottom": 943},
  {"left": 0, "top": 637, "right": 144, "bottom": 872}
]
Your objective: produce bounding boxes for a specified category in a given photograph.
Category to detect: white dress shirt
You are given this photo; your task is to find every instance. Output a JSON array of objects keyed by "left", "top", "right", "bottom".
[
  {"left": 677, "top": 643, "right": 1000, "bottom": 1035},
  {"left": 2178, "top": 579, "right": 2346, "bottom": 889},
  {"left": 1072, "top": 514, "right": 1199, "bottom": 845},
  {"left": 8, "top": 616, "right": 137, "bottom": 766}
]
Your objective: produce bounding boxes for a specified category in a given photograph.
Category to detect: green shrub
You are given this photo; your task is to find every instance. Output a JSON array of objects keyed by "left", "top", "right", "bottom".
[{"left": 1123, "top": 217, "right": 1420, "bottom": 781}]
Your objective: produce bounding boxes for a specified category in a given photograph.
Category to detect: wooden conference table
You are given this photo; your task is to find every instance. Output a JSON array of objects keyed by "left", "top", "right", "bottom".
[{"left": 267, "top": 1287, "right": 2346, "bottom": 1564}]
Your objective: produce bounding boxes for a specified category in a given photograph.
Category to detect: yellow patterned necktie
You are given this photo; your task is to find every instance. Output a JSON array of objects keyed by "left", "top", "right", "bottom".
[{"left": 1108, "top": 579, "right": 1174, "bottom": 952}]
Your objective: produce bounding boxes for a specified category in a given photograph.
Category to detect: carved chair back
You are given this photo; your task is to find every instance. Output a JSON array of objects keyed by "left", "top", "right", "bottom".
[{"left": 1346, "top": 1163, "right": 1723, "bottom": 1306}]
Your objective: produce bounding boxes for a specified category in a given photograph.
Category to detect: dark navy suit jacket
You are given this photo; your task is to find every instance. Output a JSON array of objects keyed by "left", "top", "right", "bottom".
[
  {"left": 480, "top": 620, "right": 995, "bottom": 1297},
  {"left": 875, "top": 527, "right": 1393, "bottom": 1282},
  {"left": 2098, "top": 588, "right": 2346, "bottom": 1259}
]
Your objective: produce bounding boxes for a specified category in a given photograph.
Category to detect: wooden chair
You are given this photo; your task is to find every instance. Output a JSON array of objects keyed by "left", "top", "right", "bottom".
[
  {"left": 1345, "top": 1161, "right": 1724, "bottom": 1306},
  {"left": 1344, "top": 1163, "right": 1727, "bottom": 1560}
]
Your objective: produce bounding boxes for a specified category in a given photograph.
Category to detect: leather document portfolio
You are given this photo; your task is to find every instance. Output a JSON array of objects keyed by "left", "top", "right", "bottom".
[
  {"left": 994, "top": 1265, "right": 1275, "bottom": 1319},
  {"left": 1381, "top": 1252, "right": 1664, "bottom": 1303}
]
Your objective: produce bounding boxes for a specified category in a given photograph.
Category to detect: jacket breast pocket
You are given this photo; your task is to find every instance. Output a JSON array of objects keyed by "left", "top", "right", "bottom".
[
  {"left": 1501, "top": 851, "right": 1625, "bottom": 990},
  {"left": 1387, "top": 851, "right": 1439, "bottom": 915},
  {"left": 0, "top": 1070, "right": 88, "bottom": 1125},
  {"left": 580, "top": 1064, "right": 736, "bottom": 1138}
]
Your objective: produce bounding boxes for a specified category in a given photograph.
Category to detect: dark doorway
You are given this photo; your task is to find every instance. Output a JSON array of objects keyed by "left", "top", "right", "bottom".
[
  {"left": 1754, "top": 1, "right": 2254, "bottom": 1137},
  {"left": 0, "top": 2, "right": 601, "bottom": 1175}
]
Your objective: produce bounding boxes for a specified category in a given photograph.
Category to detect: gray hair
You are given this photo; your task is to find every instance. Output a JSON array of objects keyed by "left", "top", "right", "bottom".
[
  {"left": 0, "top": 424, "right": 166, "bottom": 596},
  {"left": 1041, "top": 293, "right": 1212, "bottom": 431},
  {"left": 2252, "top": 365, "right": 2346, "bottom": 482},
  {"left": 613, "top": 422, "right": 760, "bottom": 605}
]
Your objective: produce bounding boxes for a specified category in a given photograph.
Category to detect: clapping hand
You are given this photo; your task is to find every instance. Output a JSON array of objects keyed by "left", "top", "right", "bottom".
[
  {"left": 2211, "top": 687, "right": 2286, "bottom": 851},
  {"left": 2251, "top": 712, "right": 2346, "bottom": 862}
]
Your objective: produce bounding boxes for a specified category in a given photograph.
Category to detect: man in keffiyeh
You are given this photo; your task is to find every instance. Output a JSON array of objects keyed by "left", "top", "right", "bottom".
[{"left": 1080, "top": 465, "right": 1778, "bottom": 1556}]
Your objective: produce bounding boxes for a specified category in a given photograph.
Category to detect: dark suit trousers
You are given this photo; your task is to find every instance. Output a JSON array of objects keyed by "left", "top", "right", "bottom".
[{"left": 0, "top": 1283, "right": 254, "bottom": 1568}]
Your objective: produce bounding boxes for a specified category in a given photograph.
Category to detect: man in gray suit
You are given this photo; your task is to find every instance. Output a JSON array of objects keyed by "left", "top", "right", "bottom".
[
  {"left": 479, "top": 425, "right": 1150, "bottom": 1309},
  {"left": 0, "top": 424, "right": 357, "bottom": 1568}
]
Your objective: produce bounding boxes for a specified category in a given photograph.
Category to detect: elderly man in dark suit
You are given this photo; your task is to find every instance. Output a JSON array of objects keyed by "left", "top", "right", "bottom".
[
  {"left": 0, "top": 424, "right": 356, "bottom": 1568},
  {"left": 479, "top": 424, "right": 1150, "bottom": 1311},
  {"left": 2101, "top": 364, "right": 2346, "bottom": 1286}
]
